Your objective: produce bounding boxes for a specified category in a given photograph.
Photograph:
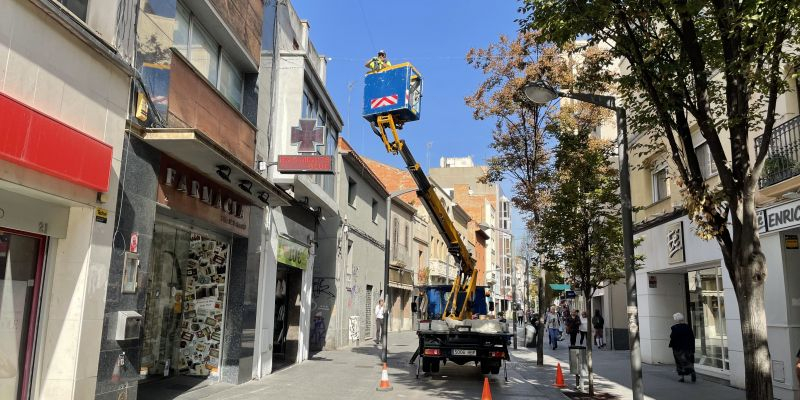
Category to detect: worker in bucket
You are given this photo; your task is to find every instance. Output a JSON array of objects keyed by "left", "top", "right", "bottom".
[{"left": 365, "top": 50, "right": 391, "bottom": 72}]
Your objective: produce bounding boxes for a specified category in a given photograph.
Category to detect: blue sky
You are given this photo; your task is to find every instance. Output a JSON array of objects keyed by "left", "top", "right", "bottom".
[{"left": 292, "top": 1, "right": 529, "bottom": 240}]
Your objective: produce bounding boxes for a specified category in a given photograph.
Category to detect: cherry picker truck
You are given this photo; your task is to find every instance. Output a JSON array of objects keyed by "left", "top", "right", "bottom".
[{"left": 363, "top": 62, "right": 512, "bottom": 379}]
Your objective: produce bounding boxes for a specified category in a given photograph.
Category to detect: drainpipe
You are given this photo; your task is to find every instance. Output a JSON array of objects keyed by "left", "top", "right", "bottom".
[{"left": 265, "top": 0, "right": 282, "bottom": 179}]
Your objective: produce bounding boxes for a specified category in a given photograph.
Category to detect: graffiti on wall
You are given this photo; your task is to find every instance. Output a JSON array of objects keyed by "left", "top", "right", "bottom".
[
  {"left": 312, "top": 277, "right": 335, "bottom": 299},
  {"left": 348, "top": 315, "right": 360, "bottom": 343},
  {"left": 310, "top": 313, "right": 326, "bottom": 351}
]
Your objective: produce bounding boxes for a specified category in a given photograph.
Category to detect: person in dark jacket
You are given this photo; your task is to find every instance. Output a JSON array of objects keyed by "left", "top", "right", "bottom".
[
  {"left": 565, "top": 310, "right": 582, "bottom": 346},
  {"left": 669, "top": 312, "right": 696, "bottom": 382},
  {"left": 592, "top": 309, "right": 606, "bottom": 348}
]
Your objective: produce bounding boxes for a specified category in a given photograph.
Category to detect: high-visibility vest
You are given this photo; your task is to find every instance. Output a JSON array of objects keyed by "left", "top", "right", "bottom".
[{"left": 367, "top": 57, "right": 391, "bottom": 71}]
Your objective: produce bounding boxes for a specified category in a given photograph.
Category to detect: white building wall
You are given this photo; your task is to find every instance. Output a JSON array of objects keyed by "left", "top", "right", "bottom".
[
  {"left": 634, "top": 214, "right": 800, "bottom": 398},
  {"left": 0, "top": 1, "right": 131, "bottom": 399}
]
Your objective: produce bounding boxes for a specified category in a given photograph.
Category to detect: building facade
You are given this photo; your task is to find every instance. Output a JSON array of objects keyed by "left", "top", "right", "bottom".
[
  {"left": 628, "top": 67, "right": 800, "bottom": 398},
  {"left": 0, "top": 1, "right": 135, "bottom": 398},
  {"left": 92, "top": 1, "right": 301, "bottom": 399},
  {"left": 311, "top": 138, "right": 388, "bottom": 349},
  {"left": 258, "top": 0, "right": 343, "bottom": 373},
  {"left": 430, "top": 156, "right": 513, "bottom": 312}
]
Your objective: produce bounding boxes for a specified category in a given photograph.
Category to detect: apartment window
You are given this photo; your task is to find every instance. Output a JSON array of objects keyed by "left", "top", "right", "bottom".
[
  {"left": 189, "top": 21, "right": 219, "bottom": 83},
  {"left": 404, "top": 225, "right": 410, "bottom": 249},
  {"left": 302, "top": 91, "right": 318, "bottom": 120},
  {"left": 652, "top": 167, "right": 670, "bottom": 202},
  {"left": 347, "top": 178, "right": 357, "bottom": 206},
  {"left": 218, "top": 54, "right": 243, "bottom": 110},
  {"left": 372, "top": 199, "right": 379, "bottom": 223},
  {"left": 56, "top": 0, "right": 88, "bottom": 21},
  {"left": 175, "top": 4, "right": 244, "bottom": 110},
  {"left": 695, "top": 142, "right": 718, "bottom": 178}
]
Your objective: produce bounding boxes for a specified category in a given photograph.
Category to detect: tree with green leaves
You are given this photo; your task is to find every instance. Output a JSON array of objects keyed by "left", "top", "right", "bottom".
[
  {"left": 467, "top": 30, "right": 614, "bottom": 366},
  {"left": 538, "top": 104, "right": 625, "bottom": 396},
  {"left": 520, "top": 0, "right": 799, "bottom": 397}
]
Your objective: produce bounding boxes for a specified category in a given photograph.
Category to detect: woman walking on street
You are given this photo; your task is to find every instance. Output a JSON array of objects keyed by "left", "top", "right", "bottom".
[
  {"left": 579, "top": 311, "right": 589, "bottom": 345},
  {"left": 545, "top": 307, "right": 560, "bottom": 350},
  {"left": 565, "top": 310, "right": 581, "bottom": 346},
  {"left": 592, "top": 309, "right": 606, "bottom": 348},
  {"left": 669, "top": 312, "right": 696, "bottom": 382}
]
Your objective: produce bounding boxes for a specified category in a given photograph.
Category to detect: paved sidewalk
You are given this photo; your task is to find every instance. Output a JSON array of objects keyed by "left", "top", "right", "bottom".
[
  {"left": 171, "top": 330, "right": 746, "bottom": 400},
  {"left": 513, "top": 332, "right": 745, "bottom": 400},
  {"left": 176, "top": 330, "right": 564, "bottom": 400}
]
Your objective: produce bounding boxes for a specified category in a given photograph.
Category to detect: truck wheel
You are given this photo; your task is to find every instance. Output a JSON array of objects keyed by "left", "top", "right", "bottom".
[
  {"left": 431, "top": 360, "right": 440, "bottom": 373},
  {"left": 422, "top": 358, "right": 431, "bottom": 373},
  {"left": 490, "top": 365, "right": 500, "bottom": 374}
]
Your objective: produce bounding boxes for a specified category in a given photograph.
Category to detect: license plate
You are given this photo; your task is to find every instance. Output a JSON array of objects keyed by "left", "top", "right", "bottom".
[{"left": 451, "top": 349, "right": 476, "bottom": 356}]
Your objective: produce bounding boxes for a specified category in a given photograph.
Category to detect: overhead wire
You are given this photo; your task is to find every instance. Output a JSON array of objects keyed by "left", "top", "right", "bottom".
[{"left": 355, "top": 0, "right": 377, "bottom": 51}]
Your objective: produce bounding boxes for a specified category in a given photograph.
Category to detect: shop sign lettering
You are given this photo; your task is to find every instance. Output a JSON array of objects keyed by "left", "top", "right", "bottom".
[
  {"left": 667, "top": 221, "right": 685, "bottom": 264},
  {"left": 159, "top": 158, "right": 249, "bottom": 235},
  {"left": 277, "top": 237, "right": 309, "bottom": 269},
  {"left": 758, "top": 199, "right": 800, "bottom": 233}
]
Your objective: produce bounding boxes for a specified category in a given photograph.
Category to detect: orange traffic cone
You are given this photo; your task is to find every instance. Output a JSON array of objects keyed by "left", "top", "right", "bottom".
[
  {"left": 376, "top": 363, "right": 393, "bottom": 391},
  {"left": 554, "top": 362, "right": 566, "bottom": 388},
  {"left": 481, "top": 377, "right": 492, "bottom": 400}
]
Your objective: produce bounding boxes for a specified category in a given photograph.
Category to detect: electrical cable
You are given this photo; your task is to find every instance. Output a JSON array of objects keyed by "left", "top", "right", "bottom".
[{"left": 355, "top": 0, "right": 377, "bottom": 51}]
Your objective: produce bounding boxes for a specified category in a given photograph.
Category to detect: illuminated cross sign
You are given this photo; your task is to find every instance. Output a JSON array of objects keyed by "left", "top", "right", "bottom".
[{"left": 290, "top": 119, "right": 324, "bottom": 153}]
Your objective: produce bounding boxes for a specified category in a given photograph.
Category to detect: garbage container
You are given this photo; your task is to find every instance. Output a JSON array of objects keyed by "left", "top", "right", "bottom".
[
  {"left": 568, "top": 346, "right": 588, "bottom": 376},
  {"left": 525, "top": 324, "right": 536, "bottom": 348}
]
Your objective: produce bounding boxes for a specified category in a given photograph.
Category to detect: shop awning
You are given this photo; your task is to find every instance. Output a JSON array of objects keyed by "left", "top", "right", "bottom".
[
  {"left": 0, "top": 91, "right": 112, "bottom": 192},
  {"left": 549, "top": 283, "right": 571, "bottom": 291},
  {"left": 142, "top": 128, "right": 294, "bottom": 207}
]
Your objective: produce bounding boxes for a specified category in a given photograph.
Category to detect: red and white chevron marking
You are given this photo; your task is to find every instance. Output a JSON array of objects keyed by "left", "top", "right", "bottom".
[{"left": 370, "top": 94, "right": 399, "bottom": 109}]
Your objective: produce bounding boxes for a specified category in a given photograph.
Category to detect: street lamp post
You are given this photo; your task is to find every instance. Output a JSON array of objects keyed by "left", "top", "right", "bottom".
[
  {"left": 523, "top": 81, "right": 644, "bottom": 400},
  {"left": 479, "top": 222, "right": 517, "bottom": 350},
  {"left": 383, "top": 187, "right": 417, "bottom": 363}
]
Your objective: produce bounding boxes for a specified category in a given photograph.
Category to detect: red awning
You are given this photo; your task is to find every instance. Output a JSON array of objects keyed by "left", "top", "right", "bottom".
[{"left": 0, "top": 91, "right": 113, "bottom": 192}]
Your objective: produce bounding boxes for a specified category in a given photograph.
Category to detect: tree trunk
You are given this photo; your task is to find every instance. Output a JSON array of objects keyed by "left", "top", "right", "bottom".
[
  {"left": 537, "top": 272, "right": 545, "bottom": 365},
  {"left": 736, "top": 275, "right": 772, "bottom": 400},
  {"left": 585, "top": 294, "right": 594, "bottom": 396},
  {"left": 725, "top": 191, "right": 773, "bottom": 399}
]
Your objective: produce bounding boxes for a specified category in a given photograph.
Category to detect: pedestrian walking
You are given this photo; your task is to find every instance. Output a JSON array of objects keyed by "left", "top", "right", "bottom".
[
  {"left": 579, "top": 311, "right": 589, "bottom": 345},
  {"left": 559, "top": 303, "right": 570, "bottom": 341},
  {"left": 545, "top": 306, "right": 560, "bottom": 350},
  {"left": 565, "top": 310, "right": 581, "bottom": 346},
  {"left": 669, "top": 312, "right": 696, "bottom": 382},
  {"left": 374, "top": 299, "right": 385, "bottom": 344},
  {"left": 592, "top": 309, "right": 606, "bottom": 348}
]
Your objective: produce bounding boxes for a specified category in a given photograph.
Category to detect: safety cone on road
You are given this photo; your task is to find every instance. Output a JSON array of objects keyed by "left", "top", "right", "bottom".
[
  {"left": 554, "top": 362, "right": 566, "bottom": 388},
  {"left": 376, "top": 363, "right": 393, "bottom": 391},
  {"left": 481, "top": 377, "right": 492, "bottom": 400}
]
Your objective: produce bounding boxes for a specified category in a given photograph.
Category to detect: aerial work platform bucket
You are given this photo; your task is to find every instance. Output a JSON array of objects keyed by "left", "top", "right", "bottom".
[{"left": 362, "top": 62, "right": 423, "bottom": 125}]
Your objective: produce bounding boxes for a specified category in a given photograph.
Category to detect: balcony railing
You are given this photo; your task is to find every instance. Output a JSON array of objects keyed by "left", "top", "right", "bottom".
[
  {"left": 755, "top": 116, "right": 800, "bottom": 188},
  {"left": 429, "top": 259, "right": 455, "bottom": 280}
]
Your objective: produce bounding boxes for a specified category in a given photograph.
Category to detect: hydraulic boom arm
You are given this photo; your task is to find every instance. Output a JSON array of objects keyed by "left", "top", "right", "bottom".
[{"left": 371, "top": 114, "right": 477, "bottom": 320}]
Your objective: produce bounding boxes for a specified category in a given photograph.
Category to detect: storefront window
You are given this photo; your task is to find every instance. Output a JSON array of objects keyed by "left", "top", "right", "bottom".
[
  {"left": 141, "top": 222, "right": 230, "bottom": 379},
  {"left": 687, "top": 267, "right": 729, "bottom": 370},
  {"left": 0, "top": 229, "right": 44, "bottom": 399}
]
